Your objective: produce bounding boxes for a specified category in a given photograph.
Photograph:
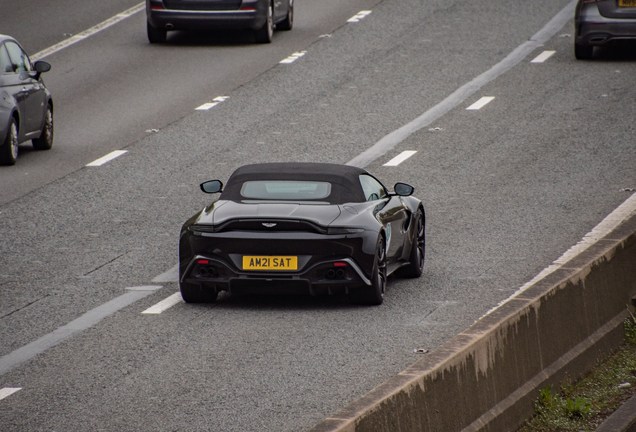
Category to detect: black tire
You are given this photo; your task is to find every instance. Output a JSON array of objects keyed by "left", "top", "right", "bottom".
[
  {"left": 180, "top": 282, "right": 218, "bottom": 303},
  {"left": 147, "top": 21, "right": 167, "bottom": 44},
  {"left": 574, "top": 42, "right": 593, "bottom": 60},
  {"left": 349, "top": 238, "right": 386, "bottom": 306},
  {"left": 0, "top": 118, "right": 19, "bottom": 166},
  {"left": 277, "top": 0, "right": 293, "bottom": 31},
  {"left": 254, "top": 2, "right": 274, "bottom": 43},
  {"left": 32, "top": 104, "right": 54, "bottom": 150},
  {"left": 397, "top": 210, "right": 425, "bottom": 278}
]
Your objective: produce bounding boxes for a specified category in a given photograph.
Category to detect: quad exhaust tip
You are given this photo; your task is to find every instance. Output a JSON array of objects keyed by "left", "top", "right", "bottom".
[
  {"left": 325, "top": 268, "right": 346, "bottom": 279},
  {"left": 198, "top": 266, "right": 217, "bottom": 277}
]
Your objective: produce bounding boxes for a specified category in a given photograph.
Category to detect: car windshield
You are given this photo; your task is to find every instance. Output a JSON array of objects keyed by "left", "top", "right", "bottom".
[{"left": 240, "top": 180, "right": 331, "bottom": 200}]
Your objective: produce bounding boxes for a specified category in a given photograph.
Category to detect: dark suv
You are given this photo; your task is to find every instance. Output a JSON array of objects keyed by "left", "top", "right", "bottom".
[
  {"left": 575, "top": 0, "right": 636, "bottom": 59},
  {"left": 146, "top": 0, "right": 293, "bottom": 44},
  {"left": 0, "top": 35, "right": 53, "bottom": 166}
]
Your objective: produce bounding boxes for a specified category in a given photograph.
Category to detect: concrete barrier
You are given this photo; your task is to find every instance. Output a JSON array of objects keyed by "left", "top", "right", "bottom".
[{"left": 309, "top": 212, "right": 636, "bottom": 432}]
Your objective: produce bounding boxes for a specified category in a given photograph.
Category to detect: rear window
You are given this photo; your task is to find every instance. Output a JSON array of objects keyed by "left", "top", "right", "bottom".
[{"left": 240, "top": 181, "right": 331, "bottom": 200}]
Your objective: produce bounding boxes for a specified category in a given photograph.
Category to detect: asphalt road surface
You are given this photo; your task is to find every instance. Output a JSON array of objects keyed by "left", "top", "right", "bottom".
[{"left": 1, "top": 0, "right": 635, "bottom": 430}]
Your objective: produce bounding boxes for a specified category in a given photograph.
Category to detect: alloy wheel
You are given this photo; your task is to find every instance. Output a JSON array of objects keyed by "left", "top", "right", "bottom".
[
  {"left": 377, "top": 240, "right": 387, "bottom": 295},
  {"left": 9, "top": 122, "right": 18, "bottom": 161},
  {"left": 415, "top": 215, "right": 425, "bottom": 270}
]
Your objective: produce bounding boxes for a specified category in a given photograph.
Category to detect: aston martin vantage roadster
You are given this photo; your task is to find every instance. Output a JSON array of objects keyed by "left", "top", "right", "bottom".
[{"left": 179, "top": 163, "right": 425, "bottom": 305}]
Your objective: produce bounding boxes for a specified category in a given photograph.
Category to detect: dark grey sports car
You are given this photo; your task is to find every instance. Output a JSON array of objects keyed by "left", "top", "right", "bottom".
[{"left": 179, "top": 163, "right": 425, "bottom": 305}]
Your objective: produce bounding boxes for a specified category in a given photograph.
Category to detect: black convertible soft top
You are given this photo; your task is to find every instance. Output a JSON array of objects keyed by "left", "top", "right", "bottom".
[{"left": 220, "top": 163, "right": 369, "bottom": 204}]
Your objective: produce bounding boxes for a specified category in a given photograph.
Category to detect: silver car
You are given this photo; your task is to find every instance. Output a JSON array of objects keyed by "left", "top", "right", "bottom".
[
  {"left": 146, "top": 0, "right": 293, "bottom": 44},
  {"left": 575, "top": 0, "right": 636, "bottom": 59},
  {"left": 0, "top": 35, "right": 54, "bottom": 166}
]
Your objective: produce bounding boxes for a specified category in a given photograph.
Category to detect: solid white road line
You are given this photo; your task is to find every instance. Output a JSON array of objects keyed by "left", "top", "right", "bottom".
[
  {"left": 0, "top": 287, "right": 161, "bottom": 377},
  {"left": 383, "top": 151, "right": 417, "bottom": 167},
  {"left": 531, "top": 50, "right": 556, "bottom": 63},
  {"left": 0, "top": 387, "right": 21, "bottom": 401},
  {"left": 31, "top": 3, "right": 145, "bottom": 62},
  {"left": 347, "top": 11, "right": 372, "bottom": 23},
  {"left": 152, "top": 264, "right": 179, "bottom": 282},
  {"left": 466, "top": 96, "right": 495, "bottom": 110},
  {"left": 86, "top": 150, "right": 128, "bottom": 167},
  {"left": 280, "top": 51, "right": 307, "bottom": 64},
  {"left": 126, "top": 285, "right": 163, "bottom": 291},
  {"left": 346, "top": 0, "right": 578, "bottom": 168},
  {"left": 142, "top": 292, "right": 183, "bottom": 314}
]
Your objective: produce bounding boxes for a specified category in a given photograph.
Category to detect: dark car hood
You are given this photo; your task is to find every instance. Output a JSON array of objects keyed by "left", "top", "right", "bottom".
[{"left": 198, "top": 200, "right": 341, "bottom": 226}]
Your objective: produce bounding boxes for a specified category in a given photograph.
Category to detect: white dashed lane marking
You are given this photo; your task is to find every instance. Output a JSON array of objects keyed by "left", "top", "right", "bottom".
[
  {"left": 348, "top": 10, "right": 372, "bottom": 22},
  {"left": 279, "top": 51, "right": 306, "bottom": 64},
  {"left": 384, "top": 151, "right": 417, "bottom": 167},
  {"left": 142, "top": 266, "right": 181, "bottom": 314},
  {"left": 196, "top": 96, "right": 230, "bottom": 111},
  {"left": 0, "top": 387, "right": 21, "bottom": 401},
  {"left": 466, "top": 96, "right": 495, "bottom": 110},
  {"left": 196, "top": 103, "right": 219, "bottom": 110},
  {"left": 531, "top": 50, "right": 556, "bottom": 63},
  {"left": 86, "top": 150, "right": 127, "bottom": 167},
  {"left": 142, "top": 292, "right": 183, "bottom": 314}
]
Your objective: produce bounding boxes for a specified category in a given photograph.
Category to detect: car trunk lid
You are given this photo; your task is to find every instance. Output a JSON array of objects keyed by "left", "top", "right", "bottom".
[{"left": 210, "top": 201, "right": 341, "bottom": 232}]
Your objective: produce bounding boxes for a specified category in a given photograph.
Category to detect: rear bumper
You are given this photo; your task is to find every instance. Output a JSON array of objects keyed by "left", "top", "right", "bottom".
[
  {"left": 146, "top": 0, "right": 267, "bottom": 31},
  {"left": 576, "top": 3, "right": 636, "bottom": 45},
  {"left": 182, "top": 255, "right": 372, "bottom": 295},
  {"left": 179, "top": 227, "right": 380, "bottom": 295}
]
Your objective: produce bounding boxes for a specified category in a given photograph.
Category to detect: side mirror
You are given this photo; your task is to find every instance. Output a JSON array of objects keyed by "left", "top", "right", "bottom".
[
  {"left": 34, "top": 61, "right": 51, "bottom": 73},
  {"left": 393, "top": 182, "right": 414, "bottom": 196},
  {"left": 200, "top": 180, "right": 223, "bottom": 194},
  {"left": 32, "top": 61, "right": 51, "bottom": 80}
]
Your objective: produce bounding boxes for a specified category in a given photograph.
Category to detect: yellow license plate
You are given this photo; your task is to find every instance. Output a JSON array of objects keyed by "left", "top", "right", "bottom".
[
  {"left": 619, "top": 0, "right": 636, "bottom": 7},
  {"left": 242, "top": 256, "right": 298, "bottom": 270}
]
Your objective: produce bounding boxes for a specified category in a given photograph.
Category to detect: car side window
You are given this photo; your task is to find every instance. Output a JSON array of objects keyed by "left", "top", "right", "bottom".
[
  {"left": 5, "top": 41, "right": 31, "bottom": 73},
  {"left": 359, "top": 174, "right": 387, "bottom": 202},
  {"left": 0, "top": 44, "right": 12, "bottom": 74}
]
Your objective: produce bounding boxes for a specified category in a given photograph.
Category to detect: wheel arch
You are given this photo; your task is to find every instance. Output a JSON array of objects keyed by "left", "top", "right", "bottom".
[
  {"left": 12, "top": 110, "right": 20, "bottom": 130},
  {"left": 379, "top": 228, "right": 388, "bottom": 254},
  {"left": 418, "top": 203, "right": 426, "bottom": 227}
]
